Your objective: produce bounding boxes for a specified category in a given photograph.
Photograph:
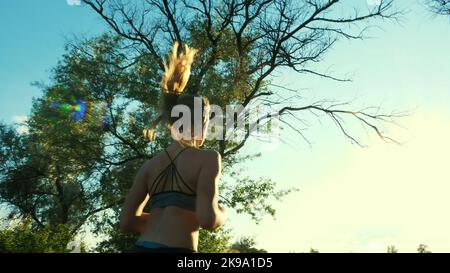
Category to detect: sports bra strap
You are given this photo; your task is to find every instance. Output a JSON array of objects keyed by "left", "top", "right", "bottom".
[
  {"left": 149, "top": 146, "right": 194, "bottom": 196},
  {"left": 165, "top": 147, "right": 189, "bottom": 163}
]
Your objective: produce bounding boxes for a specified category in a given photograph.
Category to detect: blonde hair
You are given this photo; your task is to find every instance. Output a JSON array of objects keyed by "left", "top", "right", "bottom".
[
  {"left": 144, "top": 42, "right": 206, "bottom": 142},
  {"left": 161, "top": 41, "right": 198, "bottom": 94}
]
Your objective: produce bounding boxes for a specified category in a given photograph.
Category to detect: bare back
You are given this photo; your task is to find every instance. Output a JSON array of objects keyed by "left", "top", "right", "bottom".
[{"left": 138, "top": 146, "right": 210, "bottom": 250}]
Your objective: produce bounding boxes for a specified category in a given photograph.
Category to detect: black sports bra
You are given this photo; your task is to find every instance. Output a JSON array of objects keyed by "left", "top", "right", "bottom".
[{"left": 147, "top": 147, "right": 196, "bottom": 211}]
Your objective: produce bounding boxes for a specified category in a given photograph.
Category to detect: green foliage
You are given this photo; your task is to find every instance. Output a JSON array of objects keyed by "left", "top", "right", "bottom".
[
  {"left": 417, "top": 244, "right": 431, "bottom": 253},
  {"left": 230, "top": 236, "right": 267, "bottom": 253},
  {"left": 0, "top": 219, "right": 75, "bottom": 253},
  {"left": 185, "top": 17, "right": 258, "bottom": 103},
  {"left": 223, "top": 174, "right": 298, "bottom": 222},
  {"left": 94, "top": 229, "right": 139, "bottom": 253},
  {"left": 0, "top": 31, "right": 295, "bottom": 251},
  {"left": 387, "top": 245, "right": 398, "bottom": 253},
  {"left": 309, "top": 248, "right": 319, "bottom": 253},
  {"left": 1, "top": 0, "right": 404, "bottom": 252},
  {"left": 198, "top": 228, "right": 233, "bottom": 253}
]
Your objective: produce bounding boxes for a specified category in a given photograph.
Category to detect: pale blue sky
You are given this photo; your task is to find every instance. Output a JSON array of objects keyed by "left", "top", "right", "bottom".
[
  {"left": 1, "top": 0, "right": 450, "bottom": 252},
  {"left": 0, "top": 0, "right": 103, "bottom": 121},
  {"left": 236, "top": 1, "right": 450, "bottom": 252}
]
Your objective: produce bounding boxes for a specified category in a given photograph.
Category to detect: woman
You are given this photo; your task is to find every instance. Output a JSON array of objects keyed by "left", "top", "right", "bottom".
[{"left": 119, "top": 42, "right": 227, "bottom": 253}]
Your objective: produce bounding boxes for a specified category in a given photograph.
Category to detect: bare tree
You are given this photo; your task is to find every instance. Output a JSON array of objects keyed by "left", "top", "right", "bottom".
[{"left": 81, "top": 0, "right": 405, "bottom": 154}]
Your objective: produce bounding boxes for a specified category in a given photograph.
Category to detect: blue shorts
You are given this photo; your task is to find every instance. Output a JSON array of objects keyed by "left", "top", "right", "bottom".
[{"left": 133, "top": 240, "right": 197, "bottom": 253}]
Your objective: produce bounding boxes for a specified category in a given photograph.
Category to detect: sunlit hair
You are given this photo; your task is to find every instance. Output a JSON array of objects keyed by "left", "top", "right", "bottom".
[
  {"left": 161, "top": 41, "right": 198, "bottom": 94},
  {"left": 143, "top": 42, "right": 209, "bottom": 147}
]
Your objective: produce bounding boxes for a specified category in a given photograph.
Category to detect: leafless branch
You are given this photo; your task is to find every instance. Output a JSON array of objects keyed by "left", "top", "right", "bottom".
[{"left": 82, "top": 0, "right": 404, "bottom": 154}]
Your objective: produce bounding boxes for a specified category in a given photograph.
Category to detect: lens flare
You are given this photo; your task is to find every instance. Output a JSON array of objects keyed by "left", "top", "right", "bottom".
[{"left": 50, "top": 98, "right": 110, "bottom": 129}]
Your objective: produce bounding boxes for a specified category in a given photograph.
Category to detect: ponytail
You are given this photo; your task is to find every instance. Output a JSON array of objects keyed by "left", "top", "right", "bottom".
[
  {"left": 161, "top": 42, "right": 197, "bottom": 95},
  {"left": 143, "top": 42, "right": 198, "bottom": 141}
]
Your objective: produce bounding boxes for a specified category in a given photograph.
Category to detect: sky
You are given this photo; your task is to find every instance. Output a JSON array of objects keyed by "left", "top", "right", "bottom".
[{"left": 1, "top": 0, "right": 450, "bottom": 253}]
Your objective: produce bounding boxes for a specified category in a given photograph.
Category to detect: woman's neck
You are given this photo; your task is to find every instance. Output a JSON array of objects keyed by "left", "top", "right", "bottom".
[
  {"left": 169, "top": 140, "right": 191, "bottom": 151},
  {"left": 169, "top": 140, "right": 184, "bottom": 150},
  {"left": 171, "top": 139, "right": 201, "bottom": 150}
]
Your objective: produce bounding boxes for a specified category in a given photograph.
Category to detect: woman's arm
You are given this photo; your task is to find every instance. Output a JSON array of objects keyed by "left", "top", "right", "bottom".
[
  {"left": 196, "top": 151, "right": 228, "bottom": 231},
  {"left": 119, "top": 160, "right": 152, "bottom": 233}
]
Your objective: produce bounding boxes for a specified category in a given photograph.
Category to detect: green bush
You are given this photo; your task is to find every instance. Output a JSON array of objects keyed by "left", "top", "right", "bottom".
[{"left": 0, "top": 219, "right": 75, "bottom": 253}]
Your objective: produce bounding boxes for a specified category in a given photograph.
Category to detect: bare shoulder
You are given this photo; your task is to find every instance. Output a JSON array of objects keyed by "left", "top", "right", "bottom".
[
  {"left": 186, "top": 148, "right": 221, "bottom": 168},
  {"left": 139, "top": 158, "right": 154, "bottom": 174},
  {"left": 195, "top": 149, "right": 221, "bottom": 173},
  {"left": 197, "top": 149, "right": 221, "bottom": 162},
  {"left": 140, "top": 151, "right": 167, "bottom": 173}
]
